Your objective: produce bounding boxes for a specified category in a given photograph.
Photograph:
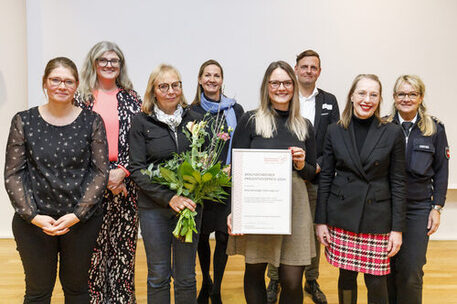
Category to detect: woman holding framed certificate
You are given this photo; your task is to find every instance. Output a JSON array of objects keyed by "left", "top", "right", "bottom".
[
  {"left": 315, "top": 74, "right": 406, "bottom": 304},
  {"left": 227, "top": 61, "right": 317, "bottom": 304}
]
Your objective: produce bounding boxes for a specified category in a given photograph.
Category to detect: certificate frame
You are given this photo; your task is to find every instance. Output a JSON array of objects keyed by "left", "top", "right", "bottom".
[{"left": 231, "top": 149, "right": 292, "bottom": 235}]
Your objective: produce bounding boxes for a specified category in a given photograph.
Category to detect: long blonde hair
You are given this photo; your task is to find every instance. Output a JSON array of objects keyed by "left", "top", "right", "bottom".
[
  {"left": 339, "top": 74, "right": 384, "bottom": 129},
  {"left": 79, "top": 41, "right": 133, "bottom": 101},
  {"left": 142, "top": 64, "right": 187, "bottom": 115},
  {"left": 254, "top": 61, "right": 308, "bottom": 141},
  {"left": 387, "top": 75, "right": 436, "bottom": 136}
]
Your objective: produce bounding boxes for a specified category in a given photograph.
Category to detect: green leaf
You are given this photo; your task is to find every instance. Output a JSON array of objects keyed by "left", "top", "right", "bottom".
[
  {"left": 184, "top": 183, "right": 195, "bottom": 191},
  {"left": 179, "top": 161, "right": 194, "bottom": 176},
  {"left": 202, "top": 172, "right": 213, "bottom": 183},
  {"left": 192, "top": 171, "right": 202, "bottom": 183},
  {"left": 160, "top": 167, "right": 178, "bottom": 183},
  {"left": 183, "top": 175, "right": 196, "bottom": 184},
  {"left": 206, "top": 163, "right": 221, "bottom": 176}
]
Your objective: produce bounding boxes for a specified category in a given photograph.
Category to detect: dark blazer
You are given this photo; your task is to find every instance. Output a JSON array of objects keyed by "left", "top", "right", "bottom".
[
  {"left": 129, "top": 107, "right": 203, "bottom": 209},
  {"left": 313, "top": 89, "right": 340, "bottom": 168},
  {"left": 315, "top": 118, "right": 407, "bottom": 234}
]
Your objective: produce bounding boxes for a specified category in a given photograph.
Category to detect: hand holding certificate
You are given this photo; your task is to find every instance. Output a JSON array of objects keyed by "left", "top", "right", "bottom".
[{"left": 231, "top": 149, "right": 292, "bottom": 234}]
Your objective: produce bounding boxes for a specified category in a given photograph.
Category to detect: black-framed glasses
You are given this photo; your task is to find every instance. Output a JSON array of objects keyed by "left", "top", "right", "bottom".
[
  {"left": 97, "top": 57, "right": 121, "bottom": 67},
  {"left": 268, "top": 80, "right": 293, "bottom": 89},
  {"left": 48, "top": 77, "right": 77, "bottom": 88},
  {"left": 157, "top": 81, "right": 182, "bottom": 93},
  {"left": 395, "top": 92, "right": 420, "bottom": 100}
]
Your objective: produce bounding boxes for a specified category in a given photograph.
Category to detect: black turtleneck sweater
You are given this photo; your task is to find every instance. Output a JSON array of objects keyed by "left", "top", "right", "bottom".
[
  {"left": 352, "top": 115, "right": 375, "bottom": 153},
  {"left": 232, "top": 109, "right": 316, "bottom": 180}
]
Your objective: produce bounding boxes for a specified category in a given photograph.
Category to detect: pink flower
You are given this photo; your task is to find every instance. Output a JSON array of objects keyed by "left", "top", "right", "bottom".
[{"left": 217, "top": 132, "right": 230, "bottom": 142}]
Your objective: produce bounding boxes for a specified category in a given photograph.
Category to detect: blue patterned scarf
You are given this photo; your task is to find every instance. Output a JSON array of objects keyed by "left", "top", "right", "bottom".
[{"left": 200, "top": 93, "right": 237, "bottom": 164}]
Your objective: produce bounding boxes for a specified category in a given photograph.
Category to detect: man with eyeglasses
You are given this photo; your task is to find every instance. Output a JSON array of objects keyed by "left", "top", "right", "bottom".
[{"left": 266, "top": 49, "right": 339, "bottom": 304}]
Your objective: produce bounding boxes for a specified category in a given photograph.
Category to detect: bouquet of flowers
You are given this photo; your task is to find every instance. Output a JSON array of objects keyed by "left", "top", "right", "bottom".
[{"left": 142, "top": 114, "right": 232, "bottom": 243}]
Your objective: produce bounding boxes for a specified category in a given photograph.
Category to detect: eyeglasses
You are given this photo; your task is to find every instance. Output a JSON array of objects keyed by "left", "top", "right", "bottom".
[
  {"left": 97, "top": 57, "right": 121, "bottom": 67},
  {"left": 354, "top": 91, "right": 380, "bottom": 101},
  {"left": 268, "top": 80, "right": 294, "bottom": 89},
  {"left": 48, "top": 77, "right": 77, "bottom": 88},
  {"left": 395, "top": 92, "right": 420, "bottom": 100},
  {"left": 157, "top": 81, "right": 182, "bottom": 93}
]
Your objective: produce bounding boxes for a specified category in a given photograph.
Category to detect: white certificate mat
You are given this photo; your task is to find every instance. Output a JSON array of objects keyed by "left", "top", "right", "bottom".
[{"left": 231, "top": 149, "right": 292, "bottom": 234}]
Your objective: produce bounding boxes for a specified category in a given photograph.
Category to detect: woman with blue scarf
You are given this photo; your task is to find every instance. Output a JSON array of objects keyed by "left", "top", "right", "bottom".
[{"left": 191, "top": 59, "right": 244, "bottom": 304}]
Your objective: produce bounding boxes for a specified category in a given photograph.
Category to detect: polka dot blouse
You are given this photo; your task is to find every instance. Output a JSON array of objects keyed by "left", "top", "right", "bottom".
[{"left": 4, "top": 107, "right": 109, "bottom": 222}]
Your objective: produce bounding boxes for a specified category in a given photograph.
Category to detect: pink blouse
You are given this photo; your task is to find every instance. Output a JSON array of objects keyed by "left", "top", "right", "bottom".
[{"left": 93, "top": 89, "right": 120, "bottom": 162}]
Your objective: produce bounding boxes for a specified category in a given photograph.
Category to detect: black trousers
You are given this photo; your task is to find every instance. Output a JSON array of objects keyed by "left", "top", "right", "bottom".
[
  {"left": 12, "top": 213, "right": 102, "bottom": 304},
  {"left": 388, "top": 200, "right": 431, "bottom": 304}
]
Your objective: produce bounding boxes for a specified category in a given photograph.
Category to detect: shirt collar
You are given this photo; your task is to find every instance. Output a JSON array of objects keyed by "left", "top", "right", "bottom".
[
  {"left": 299, "top": 86, "right": 319, "bottom": 101},
  {"left": 398, "top": 113, "right": 418, "bottom": 125}
]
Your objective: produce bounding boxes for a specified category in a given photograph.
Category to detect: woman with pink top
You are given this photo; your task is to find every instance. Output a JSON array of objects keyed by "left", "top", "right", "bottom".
[{"left": 75, "top": 41, "right": 142, "bottom": 304}]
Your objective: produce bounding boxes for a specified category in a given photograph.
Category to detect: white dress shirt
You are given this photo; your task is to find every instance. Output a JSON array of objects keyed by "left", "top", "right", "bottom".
[
  {"left": 399, "top": 113, "right": 418, "bottom": 144},
  {"left": 299, "top": 87, "right": 319, "bottom": 126}
]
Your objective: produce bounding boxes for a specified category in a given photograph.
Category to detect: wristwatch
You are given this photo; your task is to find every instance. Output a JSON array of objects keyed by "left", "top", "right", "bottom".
[{"left": 432, "top": 205, "right": 443, "bottom": 214}]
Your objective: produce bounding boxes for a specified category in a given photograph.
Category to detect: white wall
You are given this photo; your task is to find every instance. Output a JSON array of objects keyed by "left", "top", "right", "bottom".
[
  {"left": 0, "top": 0, "right": 27, "bottom": 237},
  {"left": 25, "top": 0, "right": 457, "bottom": 186},
  {"left": 0, "top": 0, "right": 456, "bottom": 238}
]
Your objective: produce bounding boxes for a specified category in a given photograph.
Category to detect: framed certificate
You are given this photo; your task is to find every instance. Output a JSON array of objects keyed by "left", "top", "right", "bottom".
[{"left": 231, "top": 149, "right": 292, "bottom": 234}]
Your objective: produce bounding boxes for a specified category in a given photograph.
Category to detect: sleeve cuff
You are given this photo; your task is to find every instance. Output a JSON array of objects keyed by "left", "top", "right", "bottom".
[{"left": 118, "top": 165, "right": 130, "bottom": 177}]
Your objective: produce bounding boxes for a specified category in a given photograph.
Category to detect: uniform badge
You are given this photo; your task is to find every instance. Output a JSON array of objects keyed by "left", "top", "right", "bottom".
[
  {"left": 445, "top": 147, "right": 450, "bottom": 159},
  {"left": 322, "top": 103, "right": 333, "bottom": 110}
]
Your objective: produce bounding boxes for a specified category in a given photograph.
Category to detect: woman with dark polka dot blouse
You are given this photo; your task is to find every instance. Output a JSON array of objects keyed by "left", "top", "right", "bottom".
[{"left": 4, "top": 57, "right": 109, "bottom": 303}]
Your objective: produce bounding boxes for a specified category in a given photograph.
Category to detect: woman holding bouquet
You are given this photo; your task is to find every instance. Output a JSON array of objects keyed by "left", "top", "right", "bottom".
[
  {"left": 227, "top": 61, "right": 317, "bottom": 304},
  {"left": 75, "top": 41, "right": 142, "bottom": 303},
  {"left": 191, "top": 59, "right": 244, "bottom": 304},
  {"left": 129, "top": 64, "right": 203, "bottom": 304}
]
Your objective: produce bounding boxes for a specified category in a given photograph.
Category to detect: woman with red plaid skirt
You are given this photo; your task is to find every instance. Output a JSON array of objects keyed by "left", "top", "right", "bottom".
[{"left": 315, "top": 74, "right": 407, "bottom": 304}]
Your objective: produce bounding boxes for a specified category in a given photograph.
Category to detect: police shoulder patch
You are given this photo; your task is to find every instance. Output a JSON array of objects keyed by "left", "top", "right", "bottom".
[{"left": 432, "top": 116, "right": 444, "bottom": 126}]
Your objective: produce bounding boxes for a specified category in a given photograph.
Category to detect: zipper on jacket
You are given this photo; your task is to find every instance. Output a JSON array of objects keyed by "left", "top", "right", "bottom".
[{"left": 172, "top": 129, "right": 179, "bottom": 152}]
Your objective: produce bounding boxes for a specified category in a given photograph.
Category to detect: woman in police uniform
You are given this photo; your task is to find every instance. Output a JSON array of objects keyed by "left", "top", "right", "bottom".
[{"left": 387, "top": 75, "right": 449, "bottom": 304}]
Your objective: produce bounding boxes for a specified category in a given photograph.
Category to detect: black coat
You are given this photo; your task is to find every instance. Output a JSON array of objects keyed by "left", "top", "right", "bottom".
[
  {"left": 129, "top": 108, "right": 203, "bottom": 209},
  {"left": 313, "top": 89, "right": 340, "bottom": 168},
  {"left": 315, "top": 118, "right": 407, "bottom": 234}
]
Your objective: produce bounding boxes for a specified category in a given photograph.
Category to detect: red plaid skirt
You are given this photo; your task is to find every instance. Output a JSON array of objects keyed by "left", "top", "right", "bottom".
[{"left": 325, "top": 226, "right": 390, "bottom": 275}]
